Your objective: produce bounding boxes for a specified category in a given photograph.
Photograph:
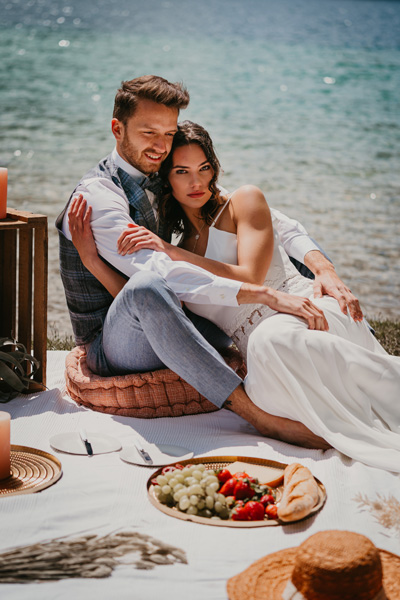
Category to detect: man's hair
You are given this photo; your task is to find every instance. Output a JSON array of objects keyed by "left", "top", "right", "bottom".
[{"left": 113, "top": 75, "right": 190, "bottom": 123}]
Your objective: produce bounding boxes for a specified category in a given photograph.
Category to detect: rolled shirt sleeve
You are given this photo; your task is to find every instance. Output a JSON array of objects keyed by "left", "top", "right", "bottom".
[
  {"left": 270, "top": 207, "right": 320, "bottom": 264},
  {"left": 62, "top": 178, "right": 241, "bottom": 307}
]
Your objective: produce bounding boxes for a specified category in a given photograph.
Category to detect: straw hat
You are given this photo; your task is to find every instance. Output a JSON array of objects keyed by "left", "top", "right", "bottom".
[{"left": 227, "top": 530, "right": 400, "bottom": 600}]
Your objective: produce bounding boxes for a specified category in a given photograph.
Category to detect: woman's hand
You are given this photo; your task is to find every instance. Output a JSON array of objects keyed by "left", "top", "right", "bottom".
[
  {"left": 237, "top": 283, "right": 329, "bottom": 331},
  {"left": 117, "top": 225, "right": 167, "bottom": 255},
  {"left": 68, "top": 194, "right": 98, "bottom": 267}
]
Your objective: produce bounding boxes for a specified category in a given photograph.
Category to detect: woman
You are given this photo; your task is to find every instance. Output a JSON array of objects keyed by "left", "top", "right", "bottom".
[{"left": 69, "top": 121, "right": 400, "bottom": 472}]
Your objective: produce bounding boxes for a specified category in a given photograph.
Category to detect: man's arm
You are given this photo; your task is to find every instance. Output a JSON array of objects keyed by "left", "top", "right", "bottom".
[
  {"left": 270, "top": 207, "right": 321, "bottom": 263},
  {"left": 67, "top": 193, "right": 328, "bottom": 330},
  {"left": 271, "top": 207, "right": 363, "bottom": 321}
]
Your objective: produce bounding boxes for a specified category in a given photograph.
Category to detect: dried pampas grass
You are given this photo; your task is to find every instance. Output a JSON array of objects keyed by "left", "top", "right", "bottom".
[
  {"left": 353, "top": 492, "right": 400, "bottom": 536},
  {"left": 0, "top": 530, "right": 187, "bottom": 583}
]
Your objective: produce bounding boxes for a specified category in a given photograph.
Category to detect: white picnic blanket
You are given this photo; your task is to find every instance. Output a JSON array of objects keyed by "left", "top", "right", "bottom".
[{"left": 1, "top": 351, "right": 399, "bottom": 600}]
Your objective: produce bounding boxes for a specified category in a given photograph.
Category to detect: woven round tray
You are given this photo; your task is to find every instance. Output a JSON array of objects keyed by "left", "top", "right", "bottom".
[
  {"left": 0, "top": 445, "right": 62, "bottom": 497},
  {"left": 147, "top": 456, "right": 326, "bottom": 528}
]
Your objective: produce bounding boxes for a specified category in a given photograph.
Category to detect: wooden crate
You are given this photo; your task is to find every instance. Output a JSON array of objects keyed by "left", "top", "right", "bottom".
[{"left": 0, "top": 208, "right": 48, "bottom": 390}]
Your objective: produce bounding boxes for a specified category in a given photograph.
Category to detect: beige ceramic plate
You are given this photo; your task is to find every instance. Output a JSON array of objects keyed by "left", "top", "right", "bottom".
[
  {"left": 50, "top": 432, "right": 121, "bottom": 455},
  {"left": 0, "top": 445, "right": 62, "bottom": 497},
  {"left": 147, "top": 456, "right": 326, "bottom": 528}
]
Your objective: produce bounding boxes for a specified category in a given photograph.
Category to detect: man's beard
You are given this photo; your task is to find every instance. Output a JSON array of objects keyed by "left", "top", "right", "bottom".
[{"left": 120, "top": 136, "right": 162, "bottom": 175}]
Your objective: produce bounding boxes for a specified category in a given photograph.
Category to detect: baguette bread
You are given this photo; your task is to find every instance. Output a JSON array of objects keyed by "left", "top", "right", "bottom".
[{"left": 277, "top": 463, "right": 320, "bottom": 522}]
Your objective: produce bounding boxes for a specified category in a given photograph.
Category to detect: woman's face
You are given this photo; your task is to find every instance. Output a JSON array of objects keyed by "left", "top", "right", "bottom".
[{"left": 168, "top": 144, "right": 214, "bottom": 212}]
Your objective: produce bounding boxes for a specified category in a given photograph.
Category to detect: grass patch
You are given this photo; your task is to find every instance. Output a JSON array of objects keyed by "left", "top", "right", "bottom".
[
  {"left": 369, "top": 319, "right": 400, "bottom": 356},
  {"left": 46, "top": 320, "right": 400, "bottom": 355},
  {"left": 47, "top": 325, "right": 75, "bottom": 351}
]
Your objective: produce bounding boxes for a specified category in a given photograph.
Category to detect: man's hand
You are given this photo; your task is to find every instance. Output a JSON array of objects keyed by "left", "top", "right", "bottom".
[
  {"left": 304, "top": 250, "right": 363, "bottom": 322},
  {"left": 313, "top": 267, "right": 363, "bottom": 321}
]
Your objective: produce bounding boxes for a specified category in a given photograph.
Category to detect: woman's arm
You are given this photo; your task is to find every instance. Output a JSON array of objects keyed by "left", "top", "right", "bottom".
[
  {"left": 68, "top": 195, "right": 127, "bottom": 298},
  {"left": 70, "top": 196, "right": 328, "bottom": 331},
  {"left": 117, "top": 186, "right": 274, "bottom": 285}
]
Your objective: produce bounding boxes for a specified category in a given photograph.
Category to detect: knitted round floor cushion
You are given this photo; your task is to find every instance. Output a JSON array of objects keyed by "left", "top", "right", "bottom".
[{"left": 65, "top": 346, "right": 247, "bottom": 418}]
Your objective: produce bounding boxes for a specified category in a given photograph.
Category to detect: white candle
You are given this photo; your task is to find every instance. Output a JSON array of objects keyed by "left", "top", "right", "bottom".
[
  {"left": 0, "top": 168, "right": 7, "bottom": 219},
  {"left": 0, "top": 411, "right": 11, "bottom": 480}
]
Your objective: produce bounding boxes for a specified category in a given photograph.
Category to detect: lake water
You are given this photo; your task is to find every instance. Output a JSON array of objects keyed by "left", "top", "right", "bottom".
[{"left": 1, "top": 0, "right": 399, "bottom": 334}]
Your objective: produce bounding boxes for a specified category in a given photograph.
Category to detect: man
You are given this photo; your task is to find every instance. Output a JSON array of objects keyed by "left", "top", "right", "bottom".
[{"left": 57, "top": 75, "right": 361, "bottom": 449}]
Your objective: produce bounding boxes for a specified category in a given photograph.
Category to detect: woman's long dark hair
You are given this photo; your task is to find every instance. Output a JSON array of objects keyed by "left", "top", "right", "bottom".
[{"left": 158, "top": 120, "right": 223, "bottom": 240}]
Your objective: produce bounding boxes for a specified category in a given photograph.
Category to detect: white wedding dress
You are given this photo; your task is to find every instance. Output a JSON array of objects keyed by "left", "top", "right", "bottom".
[{"left": 185, "top": 201, "right": 400, "bottom": 472}]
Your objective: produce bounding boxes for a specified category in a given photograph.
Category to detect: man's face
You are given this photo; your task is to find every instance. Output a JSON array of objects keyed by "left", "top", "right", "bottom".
[{"left": 112, "top": 98, "right": 178, "bottom": 175}]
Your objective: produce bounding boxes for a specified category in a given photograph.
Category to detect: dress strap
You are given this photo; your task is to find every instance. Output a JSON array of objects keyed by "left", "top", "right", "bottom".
[{"left": 210, "top": 197, "right": 231, "bottom": 228}]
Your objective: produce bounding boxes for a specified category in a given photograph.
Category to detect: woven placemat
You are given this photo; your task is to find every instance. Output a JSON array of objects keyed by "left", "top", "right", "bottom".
[{"left": 0, "top": 445, "right": 62, "bottom": 497}]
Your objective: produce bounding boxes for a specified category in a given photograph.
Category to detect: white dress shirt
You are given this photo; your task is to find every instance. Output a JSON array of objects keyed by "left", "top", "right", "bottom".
[{"left": 62, "top": 148, "right": 319, "bottom": 307}]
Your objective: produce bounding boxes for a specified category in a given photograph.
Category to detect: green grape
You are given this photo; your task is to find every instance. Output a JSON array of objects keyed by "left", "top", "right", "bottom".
[
  {"left": 214, "top": 501, "right": 223, "bottom": 513},
  {"left": 184, "top": 476, "right": 197, "bottom": 486},
  {"left": 187, "top": 506, "right": 198, "bottom": 515},
  {"left": 168, "top": 477, "right": 178, "bottom": 488},
  {"left": 198, "top": 509, "right": 212, "bottom": 518},
  {"left": 203, "top": 475, "right": 219, "bottom": 487},
  {"left": 189, "top": 495, "right": 199, "bottom": 506},
  {"left": 156, "top": 475, "right": 168, "bottom": 486},
  {"left": 179, "top": 496, "right": 190, "bottom": 511},
  {"left": 174, "top": 472, "right": 185, "bottom": 483},
  {"left": 158, "top": 492, "right": 168, "bottom": 503},
  {"left": 161, "top": 485, "right": 171, "bottom": 495},
  {"left": 191, "top": 470, "right": 203, "bottom": 480},
  {"left": 172, "top": 483, "right": 184, "bottom": 493},
  {"left": 197, "top": 499, "right": 206, "bottom": 510},
  {"left": 206, "top": 495, "right": 214, "bottom": 510},
  {"left": 173, "top": 488, "right": 187, "bottom": 502},
  {"left": 219, "top": 507, "right": 230, "bottom": 519},
  {"left": 188, "top": 484, "right": 202, "bottom": 496}
]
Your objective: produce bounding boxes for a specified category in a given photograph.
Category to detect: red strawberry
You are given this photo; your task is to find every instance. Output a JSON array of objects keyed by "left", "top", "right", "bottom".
[
  {"left": 265, "top": 504, "right": 278, "bottom": 520},
  {"left": 234, "top": 479, "right": 255, "bottom": 500},
  {"left": 219, "top": 477, "right": 238, "bottom": 496},
  {"left": 217, "top": 468, "right": 232, "bottom": 484},
  {"left": 232, "top": 471, "right": 249, "bottom": 479},
  {"left": 244, "top": 501, "right": 265, "bottom": 521},
  {"left": 260, "top": 494, "right": 275, "bottom": 507},
  {"left": 231, "top": 502, "right": 249, "bottom": 521}
]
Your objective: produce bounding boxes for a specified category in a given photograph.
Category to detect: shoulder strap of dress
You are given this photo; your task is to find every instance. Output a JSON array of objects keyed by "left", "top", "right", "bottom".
[{"left": 210, "top": 197, "right": 232, "bottom": 228}]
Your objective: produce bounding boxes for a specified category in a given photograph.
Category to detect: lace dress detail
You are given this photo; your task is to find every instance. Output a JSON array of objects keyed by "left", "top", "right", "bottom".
[{"left": 228, "top": 230, "right": 314, "bottom": 357}]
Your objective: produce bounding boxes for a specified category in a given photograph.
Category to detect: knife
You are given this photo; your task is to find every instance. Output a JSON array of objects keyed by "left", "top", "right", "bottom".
[
  {"left": 134, "top": 443, "right": 153, "bottom": 465},
  {"left": 79, "top": 429, "right": 93, "bottom": 456}
]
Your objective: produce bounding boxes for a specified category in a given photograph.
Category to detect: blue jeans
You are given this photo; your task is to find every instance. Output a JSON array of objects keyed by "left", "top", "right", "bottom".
[{"left": 86, "top": 271, "right": 241, "bottom": 408}]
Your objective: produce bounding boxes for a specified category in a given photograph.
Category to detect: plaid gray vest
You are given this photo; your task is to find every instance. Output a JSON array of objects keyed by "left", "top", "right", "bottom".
[{"left": 56, "top": 153, "right": 170, "bottom": 346}]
